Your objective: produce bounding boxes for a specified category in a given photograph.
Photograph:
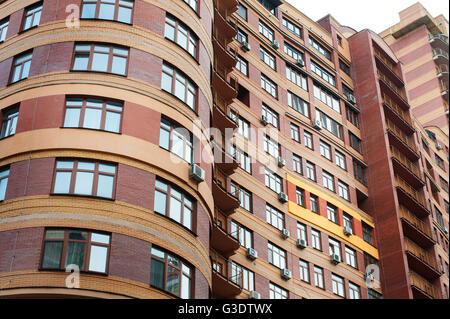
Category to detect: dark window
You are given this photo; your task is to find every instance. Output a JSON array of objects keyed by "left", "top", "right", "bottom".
[
  {"left": 339, "top": 59, "right": 351, "bottom": 76},
  {"left": 183, "top": 0, "right": 198, "bottom": 13},
  {"left": 0, "top": 166, "right": 9, "bottom": 201},
  {"left": 309, "top": 37, "right": 331, "bottom": 61},
  {"left": 362, "top": 222, "right": 374, "bottom": 245},
  {"left": 296, "top": 187, "right": 304, "bottom": 206},
  {"left": 1, "top": 106, "right": 19, "bottom": 139},
  {"left": 349, "top": 131, "right": 362, "bottom": 154},
  {"left": 0, "top": 18, "right": 8, "bottom": 42},
  {"left": 63, "top": 97, "right": 123, "bottom": 133},
  {"left": 72, "top": 43, "right": 129, "bottom": 75},
  {"left": 282, "top": 17, "right": 302, "bottom": 38},
  {"left": 81, "top": 0, "right": 134, "bottom": 24},
  {"left": 41, "top": 228, "right": 111, "bottom": 273},
  {"left": 52, "top": 159, "right": 117, "bottom": 199},
  {"left": 353, "top": 159, "right": 367, "bottom": 185},
  {"left": 237, "top": 2, "right": 247, "bottom": 20},
  {"left": 346, "top": 106, "right": 360, "bottom": 128}
]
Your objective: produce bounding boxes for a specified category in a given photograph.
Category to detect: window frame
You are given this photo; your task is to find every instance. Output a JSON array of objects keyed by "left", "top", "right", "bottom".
[
  {"left": 292, "top": 154, "right": 302, "bottom": 175},
  {"left": 260, "top": 46, "right": 276, "bottom": 70},
  {"left": 159, "top": 117, "right": 193, "bottom": 164},
  {"left": 164, "top": 13, "right": 199, "bottom": 60},
  {"left": 161, "top": 62, "right": 198, "bottom": 111},
  {"left": 0, "top": 166, "right": 10, "bottom": 201},
  {"left": 231, "top": 220, "right": 253, "bottom": 249},
  {"left": 269, "top": 282, "right": 288, "bottom": 299},
  {"left": 1, "top": 105, "right": 19, "bottom": 139},
  {"left": 22, "top": 2, "right": 43, "bottom": 32},
  {"left": 231, "top": 261, "right": 254, "bottom": 291},
  {"left": 332, "top": 274, "right": 345, "bottom": 298},
  {"left": 266, "top": 204, "right": 285, "bottom": 230},
  {"left": 322, "top": 170, "right": 335, "bottom": 192},
  {"left": 299, "top": 259, "right": 310, "bottom": 283},
  {"left": 258, "top": 20, "right": 274, "bottom": 42},
  {"left": 80, "top": 0, "right": 134, "bottom": 24},
  {"left": 305, "top": 161, "right": 316, "bottom": 182},
  {"left": 268, "top": 242, "right": 287, "bottom": 269},
  {"left": 0, "top": 17, "right": 9, "bottom": 42},
  {"left": 10, "top": 51, "right": 33, "bottom": 84},
  {"left": 264, "top": 168, "right": 282, "bottom": 194},
  {"left": 311, "top": 229, "right": 321, "bottom": 251},
  {"left": 261, "top": 74, "right": 278, "bottom": 99}
]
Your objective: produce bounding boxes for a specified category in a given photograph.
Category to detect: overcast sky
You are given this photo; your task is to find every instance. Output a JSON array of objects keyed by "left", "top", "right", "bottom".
[{"left": 285, "top": 0, "right": 449, "bottom": 33}]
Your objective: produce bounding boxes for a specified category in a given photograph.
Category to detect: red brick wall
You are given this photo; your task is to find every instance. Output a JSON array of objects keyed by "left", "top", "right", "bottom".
[
  {"left": 5, "top": 9, "right": 24, "bottom": 39},
  {"left": 133, "top": 0, "right": 165, "bottom": 35},
  {"left": 128, "top": 48, "right": 162, "bottom": 86},
  {"left": 196, "top": 200, "right": 210, "bottom": 250},
  {"left": 121, "top": 101, "right": 161, "bottom": 144},
  {"left": 254, "top": 272, "right": 270, "bottom": 299},
  {"left": 0, "top": 57, "right": 13, "bottom": 88},
  {"left": 194, "top": 267, "right": 210, "bottom": 299}
]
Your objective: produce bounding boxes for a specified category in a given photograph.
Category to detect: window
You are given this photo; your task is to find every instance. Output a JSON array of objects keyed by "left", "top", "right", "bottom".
[
  {"left": 231, "top": 220, "right": 253, "bottom": 249},
  {"left": 349, "top": 132, "right": 362, "bottom": 154},
  {"left": 311, "top": 229, "right": 321, "bottom": 250},
  {"left": 316, "top": 109, "right": 343, "bottom": 139},
  {"left": 337, "top": 36, "right": 342, "bottom": 47},
  {"left": 343, "top": 213, "right": 353, "bottom": 232},
  {"left": 63, "top": 97, "right": 122, "bottom": 133},
  {"left": 310, "top": 194, "right": 318, "bottom": 213},
  {"left": 160, "top": 118, "right": 193, "bottom": 163},
  {"left": 286, "top": 65, "right": 308, "bottom": 90},
  {"left": 282, "top": 18, "right": 302, "bottom": 38},
  {"left": 346, "top": 106, "right": 360, "bottom": 128},
  {"left": 72, "top": 43, "right": 128, "bottom": 75},
  {"left": 440, "top": 177, "right": 449, "bottom": 193},
  {"left": 306, "top": 161, "right": 316, "bottom": 181},
  {"left": 435, "top": 155, "right": 445, "bottom": 171},
  {"left": 230, "top": 182, "right": 252, "bottom": 211},
  {"left": 236, "top": 28, "right": 248, "bottom": 44},
  {"left": 313, "top": 84, "right": 340, "bottom": 113},
  {"left": 287, "top": 91, "right": 309, "bottom": 118},
  {"left": 299, "top": 259, "right": 310, "bottom": 283},
  {"left": 297, "top": 223, "right": 307, "bottom": 242},
  {"left": 338, "top": 181, "right": 349, "bottom": 201},
  {"left": 296, "top": 187, "right": 304, "bottom": 206},
  {"left": 314, "top": 266, "right": 324, "bottom": 289},
  {"left": 236, "top": 55, "right": 248, "bottom": 76},
  {"left": 322, "top": 171, "right": 335, "bottom": 192},
  {"left": 81, "top": 0, "right": 134, "bottom": 24},
  {"left": 349, "top": 282, "right": 360, "bottom": 299},
  {"left": 183, "top": 0, "right": 198, "bottom": 12},
  {"left": 311, "top": 61, "right": 335, "bottom": 86},
  {"left": 259, "top": 20, "right": 274, "bottom": 42},
  {"left": 261, "top": 74, "right": 278, "bottom": 98},
  {"left": 332, "top": 274, "right": 345, "bottom": 297},
  {"left": 154, "top": 178, "right": 194, "bottom": 230},
  {"left": 345, "top": 246, "right": 357, "bottom": 268},
  {"left": 262, "top": 104, "right": 279, "bottom": 128},
  {"left": 0, "top": 167, "right": 9, "bottom": 201},
  {"left": 230, "top": 110, "right": 250, "bottom": 139},
  {"left": 268, "top": 242, "right": 286, "bottom": 269},
  {"left": 260, "top": 46, "right": 276, "bottom": 69},
  {"left": 284, "top": 42, "right": 303, "bottom": 61},
  {"left": 53, "top": 159, "right": 116, "bottom": 199},
  {"left": 11, "top": 51, "right": 32, "bottom": 83},
  {"left": 263, "top": 134, "right": 280, "bottom": 159},
  {"left": 231, "top": 145, "right": 252, "bottom": 174},
  {"left": 165, "top": 14, "right": 198, "bottom": 59},
  {"left": 327, "top": 204, "right": 337, "bottom": 223},
  {"left": 362, "top": 222, "right": 374, "bottom": 245},
  {"left": 320, "top": 140, "right": 331, "bottom": 160},
  {"left": 364, "top": 252, "right": 378, "bottom": 269},
  {"left": 292, "top": 154, "right": 302, "bottom": 174},
  {"left": 0, "top": 18, "right": 8, "bottom": 42},
  {"left": 309, "top": 37, "right": 331, "bottom": 61},
  {"left": 1, "top": 106, "right": 19, "bottom": 139},
  {"left": 237, "top": 3, "right": 248, "bottom": 20},
  {"left": 290, "top": 123, "right": 300, "bottom": 142},
  {"left": 161, "top": 63, "right": 197, "bottom": 110},
  {"left": 150, "top": 246, "right": 192, "bottom": 299},
  {"left": 353, "top": 159, "right": 367, "bottom": 186},
  {"left": 269, "top": 282, "right": 288, "bottom": 299},
  {"left": 368, "top": 289, "right": 382, "bottom": 299},
  {"left": 231, "top": 261, "right": 254, "bottom": 291},
  {"left": 41, "top": 228, "right": 110, "bottom": 273},
  {"left": 266, "top": 204, "right": 284, "bottom": 230},
  {"left": 329, "top": 237, "right": 341, "bottom": 260},
  {"left": 335, "top": 151, "right": 346, "bottom": 170},
  {"left": 265, "top": 168, "right": 282, "bottom": 194},
  {"left": 339, "top": 59, "right": 351, "bottom": 76},
  {"left": 22, "top": 2, "right": 42, "bottom": 31},
  {"left": 304, "top": 131, "right": 313, "bottom": 149}
]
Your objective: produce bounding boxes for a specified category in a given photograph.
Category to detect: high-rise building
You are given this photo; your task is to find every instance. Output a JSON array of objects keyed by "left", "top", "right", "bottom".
[{"left": 0, "top": 0, "right": 447, "bottom": 299}]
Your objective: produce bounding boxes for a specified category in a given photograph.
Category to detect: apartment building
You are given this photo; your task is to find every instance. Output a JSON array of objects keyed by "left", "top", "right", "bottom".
[{"left": 0, "top": 0, "right": 447, "bottom": 299}]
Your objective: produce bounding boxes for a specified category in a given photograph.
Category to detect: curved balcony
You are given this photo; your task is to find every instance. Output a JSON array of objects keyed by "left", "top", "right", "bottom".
[
  {"left": 404, "top": 237, "right": 441, "bottom": 280},
  {"left": 390, "top": 146, "right": 424, "bottom": 188},
  {"left": 410, "top": 271, "right": 441, "bottom": 299},
  {"left": 432, "top": 48, "right": 449, "bottom": 65},
  {"left": 214, "top": 9, "right": 237, "bottom": 48},
  {"left": 213, "top": 0, "right": 238, "bottom": 18},
  {"left": 211, "top": 251, "right": 242, "bottom": 299},
  {"left": 429, "top": 33, "right": 449, "bottom": 51},
  {"left": 399, "top": 206, "right": 435, "bottom": 248},
  {"left": 211, "top": 221, "right": 240, "bottom": 258},
  {"left": 212, "top": 179, "right": 240, "bottom": 216},
  {"left": 213, "top": 142, "right": 239, "bottom": 175},
  {"left": 436, "top": 64, "right": 449, "bottom": 82},
  {"left": 212, "top": 72, "right": 237, "bottom": 105},
  {"left": 212, "top": 98, "right": 238, "bottom": 136}
]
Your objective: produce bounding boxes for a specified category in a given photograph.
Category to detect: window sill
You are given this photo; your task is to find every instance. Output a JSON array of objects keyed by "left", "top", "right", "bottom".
[
  {"left": 39, "top": 268, "right": 108, "bottom": 277},
  {"left": 69, "top": 69, "right": 127, "bottom": 78},
  {"left": 80, "top": 17, "right": 132, "bottom": 27},
  {"left": 149, "top": 284, "right": 182, "bottom": 299},
  {"left": 0, "top": 134, "right": 15, "bottom": 141},
  {"left": 50, "top": 193, "right": 115, "bottom": 202},
  {"left": 18, "top": 25, "right": 38, "bottom": 35},
  {"left": 59, "top": 126, "right": 121, "bottom": 135},
  {"left": 6, "top": 77, "right": 29, "bottom": 87},
  {"left": 154, "top": 211, "right": 198, "bottom": 238},
  {"left": 160, "top": 89, "right": 198, "bottom": 115},
  {"left": 165, "top": 37, "right": 200, "bottom": 66}
]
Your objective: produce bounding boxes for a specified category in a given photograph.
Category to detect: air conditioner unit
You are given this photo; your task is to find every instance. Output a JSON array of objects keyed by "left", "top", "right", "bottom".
[
  {"left": 189, "top": 164, "right": 205, "bottom": 183},
  {"left": 330, "top": 254, "right": 341, "bottom": 265},
  {"left": 343, "top": 225, "right": 353, "bottom": 236},
  {"left": 249, "top": 291, "right": 261, "bottom": 299},
  {"left": 313, "top": 119, "right": 322, "bottom": 130},
  {"left": 272, "top": 40, "right": 280, "bottom": 50},
  {"left": 297, "top": 239, "right": 307, "bottom": 249},
  {"left": 241, "top": 41, "right": 251, "bottom": 52},
  {"left": 261, "top": 115, "right": 269, "bottom": 126},
  {"left": 246, "top": 248, "right": 258, "bottom": 260},
  {"left": 347, "top": 94, "right": 356, "bottom": 105},
  {"left": 281, "top": 268, "right": 292, "bottom": 280},
  {"left": 296, "top": 58, "right": 305, "bottom": 67},
  {"left": 277, "top": 157, "right": 286, "bottom": 168},
  {"left": 436, "top": 142, "right": 443, "bottom": 150},
  {"left": 281, "top": 228, "right": 290, "bottom": 239},
  {"left": 279, "top": 192, "right": 288, "bottom": 203}
]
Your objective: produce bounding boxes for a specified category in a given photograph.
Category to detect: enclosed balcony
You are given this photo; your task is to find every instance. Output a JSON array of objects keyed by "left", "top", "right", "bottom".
[
  {"left": 377, "top": 70, "right": 409, "bottom": 107},
  {"left": 213, "top": 0, "right": 238, "bottom": 19},
  {"left": 211, "top": 251, "right": 243, "bottom": 299},
  {"left": 386, "top": 119, "right": 420, "bottom": 161},
  {"left": 404, "top": 237, "right": 441, "bottom": 280},
  {"left": 390, "top": 146, "right": 424, "bottom": 188},
  {"left": 436, "top": 64, "right": 449, "bottom": 81},
  {"left": 399, "top": 206, "right": 435, "bottom": 248},
  {"left": 395, "top": 175, "right": 429, "bottom": 217},
  {"left": 374, "top": 48, "right": 404, "bottom": 85},
  {"left": 382, "top": 93, "right": 415, "bottom": 134},
  {"left": 432, "top": 48, "right": 449, "bottom": 65},
  {"left": 211, "top": 215, "right": 240, "bottom": 258},
  {"left": 213, "top": 8, "right": 238, "bottom": 50},
  {"left": 212, "top": 178, "right": 240, "bottom": 216},
  {"left": 429, "top": 33, "right": 449, "bottom": 51},
  {"left": 409, "top": 271, "right": 441, "bottom": 299},
  {"left": 440, "top": 80, "right": 449, "bottom": 98}
]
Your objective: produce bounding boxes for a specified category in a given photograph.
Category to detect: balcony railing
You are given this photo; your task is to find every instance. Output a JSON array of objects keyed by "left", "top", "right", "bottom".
[
  {"left": 395, "top": 175, "right": 426, "bottom": 207},
  {"left": 390, "top": 146, "right": 421, "bottom": 177},
  {"left": 404, "top": 237, "right": 439, "bottom": 270},
  {"left": 399, "top": 205, "right": 433, "bottom": 239},
  {"left": 382, "top": 93, "right": 413, "bottom": 127},
  {"left": 386, "top": 119, "right": 418, "bottom": 152},
  {"left": 437, "top": 64, "right": 449, "bottom": 74},
  {"left": 429, "top": 33, "right": 449, "bottom": 44},
  {"left": 377, "top": 70, "right": 407, "bottom": 101},
  {"left": 409, "top": 271, "right": 440, "bottom": 299},
  {"left": 440, "top": 81, "right": 449, "bottom": 94},
  {"left": 433, "top": 48, "right": 449, "bottom": 60},
  {"left": 374, "top": 47, "right": 403, "bottom": 79}
]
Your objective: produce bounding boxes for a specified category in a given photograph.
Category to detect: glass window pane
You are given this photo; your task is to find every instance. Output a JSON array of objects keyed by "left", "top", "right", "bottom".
[
  {"left": 54, "top": 172, "right": 72, "bottom": 193},
  {"left": 151, "top": 247, "right": 165, "bottom": 259},
  {"left": 68, "top": 230, "right": 88, "bottom": 240},
  {"left": 99, "top": 164, "right": 116, "bottom": 174},
  {"left": 159, "top": 128, "right": 170, "bottom": 150},
  {"left": 56, "top": 161, "right": 74, "bottom": 169},
  {"left": 81, "top": 3, "right": 96, "bottom": 18},
  {"left": 74, "top": 171, "right": 94, "bottom": 195},
  {"left": 83, "top": 108, "right": 102, "bottom": 129},
  {"left": 181, "top": 274, "right": 190, "bottom": 299},
  {"left": 162, "top": 72, "right": 173, "bottom": 92},
  {"left": 97, "top": 174, "right": 114, "bottom": 198},
  {"left": 183, "top": 207, "right": 192, "bottom": 229},
  {"left": 32, "top": 11, "right": 41, "bottom": 27},
  {"left": 91, "top": 233, "right": 110, "bottom": 244},
  {"left": 112, "top": 56, "right": 127, "bottom": 75},
  {"left": 175, "top": 77, "right": 186, "bottom": 102},
  {"left": 154, "top": 190, "right": 167, "bottom": 215},
  {"left": 64, "top": 108, "right": 81, "bottom": 127},
  {"left": 92, "top": 52, "right": 109, "bottom": 72},
  {"left": 77, "top": 162, "right": 95, "bottom": 170},
  {"left": 167, "top": 266, "right": 180, "bottom": 295},
  {"left": 170, "top": 197, "right": 182, "bottom": 223},
  {"left": 42, "top": 241, "right": 63, "bottom": 269},
  {"left": 118, "top": 7, "right": 132, "bottom": 23},
  {"left": 45, "top": 229, "right": 65, "bottom": 239},
  {"left": 98, "top": 3, "right": 115, "bottom": 20},
  {"left": 0, "top": 178, "right": 8, "bottom": 201},
  {"left": 105, "top": 111, "right": 121, "bottom": 132},
  {"left": 65, "top": 242, "right": 86, "bottom": 269},
  {"left": 150, "top": 258, "right": 165, "bottom": 289},
  {"left": 88, "top": 245, "right": 108, "bottom": 272},
  {"left": 73, "top": 54, "right": 89, "bottom": 70}
]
